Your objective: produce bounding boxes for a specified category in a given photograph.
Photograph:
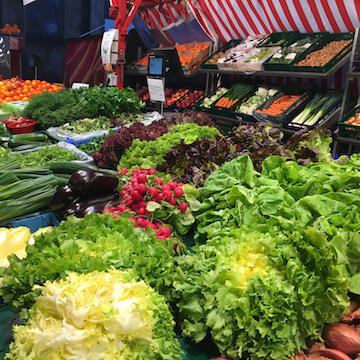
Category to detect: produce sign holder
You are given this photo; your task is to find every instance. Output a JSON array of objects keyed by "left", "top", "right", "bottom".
[
  {"left": 338, "top": 105, "right": 360, "bottom": 140},
  {"left": 292, "top": 32, "right": 354, "bottom": 73},
  {"left": 253, "top": 90, "right": 312, "bottom": 124},
  {"left": 200, "top": 39, "right": 243, "bottom": 70},
  {"left": 217, "top": 47, "right": 279, "bottom": 72},
  {"left": 256, "top": 31, "right": 298, "bottom": 48},
  {"left": 263, "top": 32, "right": 328, "bottom": 72},
  {"left": 284, "top": 91, "right": 342, "bottom": 130}
]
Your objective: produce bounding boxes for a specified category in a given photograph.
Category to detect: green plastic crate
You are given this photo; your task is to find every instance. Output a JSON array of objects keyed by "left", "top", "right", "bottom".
[
  {"left": 257, "top": 31, "right": 298, "bottom": 48},
  {"left": 253, "top": 90, "right": 312, "bottom": 124},
  {"left": 291, "top": 32, "right": 353, "bottom": 73},
  {"left": 338, "top": 105, "right": 360, "bottom": 140},
  {"left": 263, "top": 32, "right": 328, "bottom": 72}
]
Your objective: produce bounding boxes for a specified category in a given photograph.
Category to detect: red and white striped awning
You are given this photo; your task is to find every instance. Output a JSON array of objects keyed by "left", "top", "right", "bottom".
[
  {"left": 187, "top": 0, "right": 360, "bottom": 42},
  {"left": 138, "top": 0, "right": 191, "bottom": 31}
]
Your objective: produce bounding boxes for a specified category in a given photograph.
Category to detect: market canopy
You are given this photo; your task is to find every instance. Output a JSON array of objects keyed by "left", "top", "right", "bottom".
[{"left": 137, "top": 0, "right": 360, "bottom": 43}]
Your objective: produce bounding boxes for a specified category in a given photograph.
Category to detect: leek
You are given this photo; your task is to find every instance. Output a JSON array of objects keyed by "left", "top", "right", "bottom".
[{"left": 303, "top": 92, "right": 342, "bottom": 126}]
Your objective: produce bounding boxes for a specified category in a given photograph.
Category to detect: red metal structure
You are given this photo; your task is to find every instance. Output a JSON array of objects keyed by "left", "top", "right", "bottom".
[{"left": 109, "top": 0, "right": 144, "bottom": 89}]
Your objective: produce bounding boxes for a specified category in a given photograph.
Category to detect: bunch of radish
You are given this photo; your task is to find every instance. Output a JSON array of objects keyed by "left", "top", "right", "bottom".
[{"left": 103, "top": 167, "right": 189, "bottom": 241}]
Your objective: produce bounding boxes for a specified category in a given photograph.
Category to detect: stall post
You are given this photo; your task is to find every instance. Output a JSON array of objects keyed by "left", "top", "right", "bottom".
[{"left": 109, "top": 0, "right": 143, "bottom": 90}]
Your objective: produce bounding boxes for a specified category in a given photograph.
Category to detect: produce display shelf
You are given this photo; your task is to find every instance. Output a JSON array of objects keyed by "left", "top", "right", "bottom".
[
  {"left": 208, "top": 106, "right": 340, "bottom": 136},
  {"left": 347, "top": 71, "right": 360, "bottom": 78},
  {"left": 198, "top": 52, "right": 351, "bottom": 79}
]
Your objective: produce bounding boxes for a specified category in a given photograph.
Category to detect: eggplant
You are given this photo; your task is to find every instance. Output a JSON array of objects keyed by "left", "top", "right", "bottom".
[
  {"left": 49, "top": 186, "right": 76, "bottom": 211},
  {"left": 68, "top": 169, "right": 119, "bottom": 197},
  {"left": 65, "top": 193, "right": 118, "bottom": 218}
]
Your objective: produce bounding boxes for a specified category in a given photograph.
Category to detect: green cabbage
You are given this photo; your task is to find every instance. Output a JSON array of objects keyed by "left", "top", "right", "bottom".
[
  {"left": 0, "top": 214, "right": 175, "bottom": 318},
  {"left": 175, "top": 228, "right": 349, "bottom": 360},
  {"left": 6, "top": 270, "right": 182, "bottom": 360}
]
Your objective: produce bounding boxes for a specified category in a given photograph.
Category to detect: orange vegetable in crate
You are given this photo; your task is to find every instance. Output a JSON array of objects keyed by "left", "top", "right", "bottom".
[{"left": 258, "top": 95, "right": 300, "bottom": 115}]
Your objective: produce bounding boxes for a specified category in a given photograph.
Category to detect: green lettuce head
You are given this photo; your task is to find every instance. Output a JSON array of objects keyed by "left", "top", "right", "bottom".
[
  {"left": 175, "top": 228, "right": 349, "bottom": 360},
  {"left": 6, "top": 270, "right": 182, "bottom": 360}
]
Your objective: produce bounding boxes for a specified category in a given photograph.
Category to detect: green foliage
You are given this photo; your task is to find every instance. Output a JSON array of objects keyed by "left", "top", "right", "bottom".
[
  {"left": 175, "top": 228, "right": 349, "bottom": 360},
  {"left": 22, "top": 87, "right": 142, "bottom": 130},
  {"left": 0, "top": 214, "right": 176, "bottom": 318},
  {"left": 118, "top": 124, "right": 221, "bottom": 170}
]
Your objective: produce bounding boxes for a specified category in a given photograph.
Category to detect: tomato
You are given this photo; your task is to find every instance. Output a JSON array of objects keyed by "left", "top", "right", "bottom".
[
  {"left": 22, "top": 96, "right": 29, "bottom": 101},
  {"left": 4, "top": 97, "right": 11, "bottom": 102}
]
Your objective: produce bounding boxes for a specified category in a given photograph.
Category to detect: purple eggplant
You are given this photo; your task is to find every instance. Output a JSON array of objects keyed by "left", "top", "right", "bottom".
[
  {"left": 49, "top": 186, "right": 76, "bottom": 211},
  {"left": 68, "top": 170, "right": 119, "bottom": 197},
  {"left": 65, "top": 193, "right": 118, "bottom": 218}
]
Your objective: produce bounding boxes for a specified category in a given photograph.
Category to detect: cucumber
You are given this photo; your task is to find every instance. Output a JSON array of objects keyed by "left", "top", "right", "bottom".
[
  {"left": 49, "top": 162, "right": 94, "bottom": 174},
  {"left": 10, "top": 144, "right": 41, "bottom": 151},
  {"left": 8, "top": 133, "right": 49, "bottom": 148}
]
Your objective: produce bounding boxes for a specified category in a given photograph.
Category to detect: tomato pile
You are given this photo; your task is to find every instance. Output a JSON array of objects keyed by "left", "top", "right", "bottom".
[
  {"left": 166, "top": 89, "right": 189, "bottom": 106},
  {"left": 0, "top": 78, "right": 62, "bottom": 103},
  {"left": 175, "top": 90, "right": 204, "bottom": 109},
  {"left": 104, "top": 167, "right": 189, "bottom": 241}
]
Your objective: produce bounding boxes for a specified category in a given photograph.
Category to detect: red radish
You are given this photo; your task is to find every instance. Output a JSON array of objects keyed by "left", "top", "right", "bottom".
[
  {"left": 124, "top": 185, "right": 132, "bottom": 192},
  {"left": 178, "top": 202, "right": 188, "bottom": 213},
  {"left": 147, "top": 168, "right": 156, "bottom": 175},
  {"left": 143, "top": 219, "right": 151, "bottom": 229},
  {"left": 120, "top": 190, "right": 126, "bottom": 198},
  {"left": 157, "top": 235, "right": 167, "bottom": 240},
  {"left": 154, "top": 177, "right": 163, "bottom": 185},
  {"left": 137, "top": 217, "right": 145, "bottom": 227},
  {"left": 160, "top": 226, "right": 172, "bottom": 236},
  {"left": 112, "top": 213, "right": 120, "bottom": 219},
  {"left": 156, "top": 193, "right": 163, "bottom": 203},
  {"left": 136, "top": 183, "right": 147, "bottom": 194},
  {"left": 168, "top": 197, "right": 177, "bottom": 206},
  {"left": 167, "top": 182, "right": 177, "bottom": 190},
  {"left": 125, "top": 197, "right": 134, "bottom": 206},
  {"left": 178, "top": 183, "right": 184, "bottom": 186},
  {"left": 137, "top": 174, "right": 147, "bottom": 183},
  {"left": 129, "top": 178, "right": 138, "bottom": 184},
  {"left": 131, "top": 190, "right": 142, "bottom": 202},
  {"left": 163, "top": 190, "right": 172, "bottom": 201},
  {"left": 120, "top": 168, "right": 128, "bottom": 175},
  {"left": 138, "top": 201, "right": 147, "bottom": 208},
  {"left": 155, "top": 222, "right": 162, "bottom": 229},
  {"left": 148, "top": 187, "right": 159, "bottom": 197},
  {"left": 149, "top": 223, "right": 157, "bottom": 230},
  {"left": 174, "top": 187, "right": 184, "bottom": 198},
  {"left": 138, "top": 207, "right": 146, "bottom": 216},
  {"left": 116, "top": 206, "right": 128, "bottom": 212}
]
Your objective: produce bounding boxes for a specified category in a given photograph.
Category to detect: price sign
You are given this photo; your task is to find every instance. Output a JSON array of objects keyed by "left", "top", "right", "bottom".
[
  {"left": 147, "top": 77, "right": 166, "bottom": 102},
  {"left": 72, "top": 83, "right": 89, "bottom": 89}
]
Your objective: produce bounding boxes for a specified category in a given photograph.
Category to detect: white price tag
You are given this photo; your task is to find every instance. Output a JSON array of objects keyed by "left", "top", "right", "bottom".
[
  {"left": 303, "top": 43, "right": 312, "bottom": 49},
  {"left": 285, "top": 53, "right": 297, "bottom": 60},
  {"left": 101, "top": 29, "right": 116, "bottom": 65},
  {"left": 147, "top": 77, "right": 166, "bottom": 102},
  {"left": 272, "top": 52, "right": 283, "bottom": 58},
  {"left": 72, "top": 83, "right": 89, "bottom": 89}
]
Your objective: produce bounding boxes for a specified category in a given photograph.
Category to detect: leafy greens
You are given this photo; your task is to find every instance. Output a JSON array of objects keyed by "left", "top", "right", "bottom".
[
  {"left": 0, "top": 214, "right": 176, "bottom": 318},
  {"left": 6, "top": 270, "right": 182, "bottom": 360}
]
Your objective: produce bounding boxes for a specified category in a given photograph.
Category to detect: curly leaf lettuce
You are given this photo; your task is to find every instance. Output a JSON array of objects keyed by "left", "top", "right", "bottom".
[
  {"left": 0, "top": 214, "right": 175, "bottom": 317},
  {"left": 5, "top": 270, "right": 182, "bottom": 360},
  {"left": 175, "top": 229, "right": 349, "bottom": 360}
]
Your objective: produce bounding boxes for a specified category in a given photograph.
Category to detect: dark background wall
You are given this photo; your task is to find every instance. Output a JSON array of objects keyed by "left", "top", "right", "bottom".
[{"left": 0, "top": 0, "right": 110, "bottom": 82}]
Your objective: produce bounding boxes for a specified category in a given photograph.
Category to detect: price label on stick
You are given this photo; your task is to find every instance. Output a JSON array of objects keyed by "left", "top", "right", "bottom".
[
  {"left": 72, "top": 83, "right": 89, "bottom": 89},
  {"left": 147, "top": 77, "right": 166, "bottom": 102}
]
